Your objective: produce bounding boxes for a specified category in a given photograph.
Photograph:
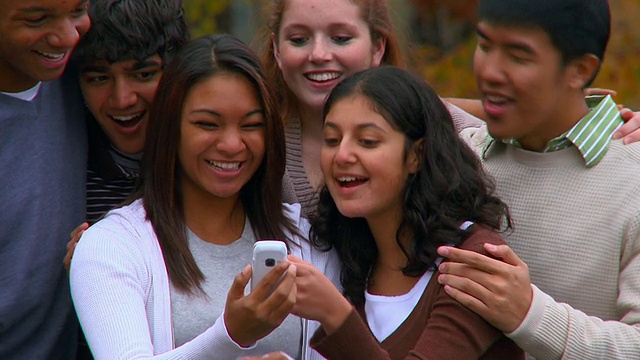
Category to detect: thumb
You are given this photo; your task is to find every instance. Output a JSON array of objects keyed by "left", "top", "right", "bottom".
[
  {"left": 228, "top": 264, "right": 252, "bottom": 300},
  {"left": 483, "top": 243, "right": 522, "bottom": 266}
]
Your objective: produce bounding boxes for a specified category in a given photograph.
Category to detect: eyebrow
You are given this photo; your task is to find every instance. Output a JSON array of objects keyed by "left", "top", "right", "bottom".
[
  {"left": 283, "top": 21, "right": 358, "bottom": 33},
  {"left": 324, "top": 121, "right": 387, "bottom": 132},
  {"left": 476, "top": 26, "right": 536, "bottom": 56},
  {"left": 18, "top": 0, "right": 89, "bottom": 14},
  {"left": 80, "top": 59, "right": 162, "bottom": 74},
  {"left": 190, "top": 109, "right": 264, "bottom": 118}
]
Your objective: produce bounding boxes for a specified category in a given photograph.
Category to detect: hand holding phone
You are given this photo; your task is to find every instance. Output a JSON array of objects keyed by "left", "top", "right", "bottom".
[{"left": 251, "top": 240, "right": 288, "bottom": 293}]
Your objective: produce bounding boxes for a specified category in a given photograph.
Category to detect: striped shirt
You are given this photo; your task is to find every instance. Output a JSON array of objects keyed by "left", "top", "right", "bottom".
[
  {"left": 483, "top": 95, "right": 623, "bottom": 167},
  {"left": 86, "top": 123, "right": 140, "bottom": 223}
]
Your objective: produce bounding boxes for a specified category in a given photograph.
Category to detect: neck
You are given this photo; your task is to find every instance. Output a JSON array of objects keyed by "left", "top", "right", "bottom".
[
  {"left": 367, "top": 223, "right": 419, "bottom": 296},
  {"left": 182, "top": 190, "right": 245, "bottom": 245},
  {"left": 519, "top": 95, "right": 591, "bottom": 152},
  {"left": 0, "top": 69, "right": 40, "bottom": 93},
  {"left": 368, "top": 210, "right": 408, "bottom": 271},
  {"left": 298, "top": 105, "right": 325, "bottom": 190},
  {"left": 299, "top": 105, "right": 324, "bottom": 138}
]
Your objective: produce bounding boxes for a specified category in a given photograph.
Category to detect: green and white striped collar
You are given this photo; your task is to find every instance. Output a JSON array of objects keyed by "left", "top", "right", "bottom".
[{"left": 483, "top": 95, "right": 623, "bottom": 167}]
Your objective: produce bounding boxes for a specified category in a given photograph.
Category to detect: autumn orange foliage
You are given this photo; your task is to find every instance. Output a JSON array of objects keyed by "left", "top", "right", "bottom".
[
  {"left": 185, "top": 0, "right": 640, "bottom": 108},
  {"left": 417, "top": 0, "right": 640, "bottom": 108}
]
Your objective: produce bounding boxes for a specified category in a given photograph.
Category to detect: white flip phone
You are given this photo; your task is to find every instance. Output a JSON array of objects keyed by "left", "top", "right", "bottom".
[{"left": 250, "top": 240, "right": 288, "bottom": 292}]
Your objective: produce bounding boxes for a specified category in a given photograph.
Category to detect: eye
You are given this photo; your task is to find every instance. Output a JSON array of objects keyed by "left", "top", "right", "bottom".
[
  {"left": 82, "top": 75, "right": 110, "bottom": 85},
  {"left": 241, "top": 121, "right": 265, "bottom": 130},
  {"left": 476, "top": 42, "right": 490, "bottom": 53},
  {"left": 359, "top": 139, "right": 379, "bottom": 147},
  {"left": 323, "top": 136, "right": 340, "bottom": 147},
  {"left": 23, "top": 16, "right": 48, "bottom": 27},
  {"left": 72, "top": 2, "right": 89, "bottom": 17},
  {"left": 509, "top": 52, "right": 531, "bottom": 64},
  {"left": 135, "top": 70, "right": 161, "bottom": 81},
  {"left": 194, "top": 121, "right": 219, "bottom": 129},
  {"left": 332, "top": 36, "right": 352, "bottom": 44},
  {"left": 288, "top": 36, "right": 308, "bottom": 46}
]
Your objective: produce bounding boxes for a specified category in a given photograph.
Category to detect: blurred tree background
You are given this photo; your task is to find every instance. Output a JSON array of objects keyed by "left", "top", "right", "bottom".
[{"left": 185, "top": 0, "right": 640, "bottom": 108}]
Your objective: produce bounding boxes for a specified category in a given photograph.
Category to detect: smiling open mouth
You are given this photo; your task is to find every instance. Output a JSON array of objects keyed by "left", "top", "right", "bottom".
[
  {"left": 206, "top": 160, "right": 242, "bottom": 171},
  {"left": 306, "top": 72, "right": 341, "bottom": 82},
  {"left": 337, "top": 176, "right": 367, "bottom": 188},
  {"left": 110, "top": 112, "right": 145, "bottom": 128},
  {"left": 35, "top": 50, "right": 66, "bottom": 61}
]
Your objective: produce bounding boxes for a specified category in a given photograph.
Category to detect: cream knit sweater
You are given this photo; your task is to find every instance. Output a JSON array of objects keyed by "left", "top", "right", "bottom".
[{"left": 461, "top": 126, "right": 640, "bottom": 359}]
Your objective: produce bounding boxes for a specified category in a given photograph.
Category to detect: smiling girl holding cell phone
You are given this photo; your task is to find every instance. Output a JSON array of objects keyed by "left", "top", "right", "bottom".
[{"left": 69, "top": 34, "right": 339, "bottom": 360}]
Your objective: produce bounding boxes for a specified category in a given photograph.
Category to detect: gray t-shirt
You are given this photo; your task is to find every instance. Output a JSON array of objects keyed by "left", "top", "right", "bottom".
[{"left": 171, "top": 219, "right": 302, "bottom": 358}]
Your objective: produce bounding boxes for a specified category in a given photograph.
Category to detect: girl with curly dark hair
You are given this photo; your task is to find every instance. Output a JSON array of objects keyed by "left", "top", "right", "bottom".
[{"left": 289, "top": 66, "right": 524, "bottom": 359}]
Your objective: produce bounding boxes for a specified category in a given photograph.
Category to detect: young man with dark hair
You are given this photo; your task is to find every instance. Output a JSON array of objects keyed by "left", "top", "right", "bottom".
[
  {"left": 64, "top": 1, "right": 189, "bottom": 357},
  {"left": 0, "top": 0, "right": 90, "bottom": 358},
  {"left": 69, "top": 0, "right": 189, "bottom": 224},
  {"left": 437, "top": 0, "right": 640, "bottom": 358}
]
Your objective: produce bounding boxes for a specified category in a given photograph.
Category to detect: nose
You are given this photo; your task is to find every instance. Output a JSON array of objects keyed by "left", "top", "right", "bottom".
[
  {"left": 47, "top": 16, "right": 89, "bottom": 49},
  {"left": 216, "top": 127, "right": 246, "bottom": 154},
  {"left": 333, "top": 140, "right": 356, "bottom": 166},
  {"left": 309, "top": 38, "right": 332, "bottom": 64},
  {"left": 474, "top": 48, "right": 506, "bottom": 86},
  {"left": 108, "top": 79, "right": 138, "bottom": 109}
]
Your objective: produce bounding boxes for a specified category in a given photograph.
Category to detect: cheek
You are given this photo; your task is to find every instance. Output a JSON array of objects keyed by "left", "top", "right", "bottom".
[
  {"left": 472, "top": 50, "right": 486, "bottom": 78},
  {"left": 247, "top": 133, "right": 267, "bottom": 159},
  {"left": 76, "top": 15, "right": 92, "bottom": 37},
  {"left": 276, "top": 45, "right": 302, "bottom": 69},
  {"left": 319, "top": 148, "right": 333, "bottom": 175},
  {"left": 140, "top": 83, "right": 160, "bottom": 104},
  {"left": 11, "top": 30, "right": 46, "bottom": 49},
  {"left": 81, "top": 88, "right": 107, "bottom": 114},
  {"left": 342, "top": 46, "right": 376, "bottom": 74}
]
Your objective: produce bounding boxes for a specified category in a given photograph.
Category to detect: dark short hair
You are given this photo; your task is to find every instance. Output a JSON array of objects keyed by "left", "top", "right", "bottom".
[
  {"left": 311, "top": 66, "right": 510, "bottom": 305},
  {"left": 477, "top": 0, "right": 610, "bottom": 65},
  {"left": 72, "top": 0, "right": 189, "bottom": 66},
  {"left": 141, "top": 34, "right": 293, "bottom": 293}
]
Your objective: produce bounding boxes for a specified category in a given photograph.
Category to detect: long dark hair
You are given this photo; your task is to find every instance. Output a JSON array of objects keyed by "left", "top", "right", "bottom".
[
  {"left": 311, "top": 66, "right": 511, "bottom": 305},
  {"left": 140, "top": 34, "right": 294, "bottom": 293}
]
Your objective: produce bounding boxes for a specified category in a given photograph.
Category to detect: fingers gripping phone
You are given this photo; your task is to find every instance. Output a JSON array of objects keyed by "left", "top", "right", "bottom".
[{"left": 251, "top": 240, "right": 288, "bottom": 293}]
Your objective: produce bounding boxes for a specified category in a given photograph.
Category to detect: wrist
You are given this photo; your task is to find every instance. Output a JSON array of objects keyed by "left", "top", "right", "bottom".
[{"left": 320, "top": 296, "right": 352, "bottom": 335}]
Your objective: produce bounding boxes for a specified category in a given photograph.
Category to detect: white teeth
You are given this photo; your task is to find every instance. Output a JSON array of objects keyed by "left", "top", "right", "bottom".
[
  {"left": 486, "top": 95, "right": 508, "bottom": 103},
  {"left": 306, "top": 72, "right": 340, "bottom": 82},
  {"left": 37, "top": 51, "right": 65, "bottom": 61},
  {"left": 337, "top": 176, "right": 360, "bottom": 182},
  {"left": 112, "top": 113, "right": 142, "bottom": 122},
  {"left": 207, "top": 160, "right": 241, "bottom": 170}
]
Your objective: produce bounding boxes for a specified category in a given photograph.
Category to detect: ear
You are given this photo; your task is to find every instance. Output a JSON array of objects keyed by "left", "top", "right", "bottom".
[
  {"left": 371, "top": 37, "right": 386, "bottom": 67},
  {"left": 272, "top": 33, "right": 283, "bottom": 69},
  {"left": 566, "top": 54, "right": 601, "bottom": 90},
  {"left": 407, "top": 139, "right": 423, "bottom": 174}
]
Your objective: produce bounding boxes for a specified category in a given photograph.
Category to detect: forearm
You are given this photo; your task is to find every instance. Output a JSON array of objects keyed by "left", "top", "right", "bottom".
[
  {"left": 311, "top": 309, "right": 394, "bottom": 360},
  {"left": 507, "top": 285, "right": 640, "bottom": 359},
  {"left": 444, "top": 97, "right": 487, "bottom": 120},
  {"left": 71, "top": 238, "right": 257, "bottom": 359}
]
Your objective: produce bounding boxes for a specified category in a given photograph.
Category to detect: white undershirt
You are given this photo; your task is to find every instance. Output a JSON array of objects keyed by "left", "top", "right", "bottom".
[
  {"left": 364, "top": 221, "right": 473, "bottom": 342},
  {"left": 364, "top": 269, "right": 433, "bottom": 342},
  {"left": 1, "top": 82, "right": 41, "bottom": 101}
]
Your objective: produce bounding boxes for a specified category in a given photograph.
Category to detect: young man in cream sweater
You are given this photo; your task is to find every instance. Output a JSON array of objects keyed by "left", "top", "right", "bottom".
[{"left": 437, "top": 0, "right": 640, "bottom": 359}]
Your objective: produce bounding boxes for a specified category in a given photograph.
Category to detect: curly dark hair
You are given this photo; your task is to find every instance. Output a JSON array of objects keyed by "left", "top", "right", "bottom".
[{"left": 310, "top": 66, "right": 511, "bottom": 305}]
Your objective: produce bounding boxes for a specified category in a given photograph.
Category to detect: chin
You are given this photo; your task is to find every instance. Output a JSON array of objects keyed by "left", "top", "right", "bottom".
[{"left": 335, "top": 205, "right": 366, "bottom": 219}]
